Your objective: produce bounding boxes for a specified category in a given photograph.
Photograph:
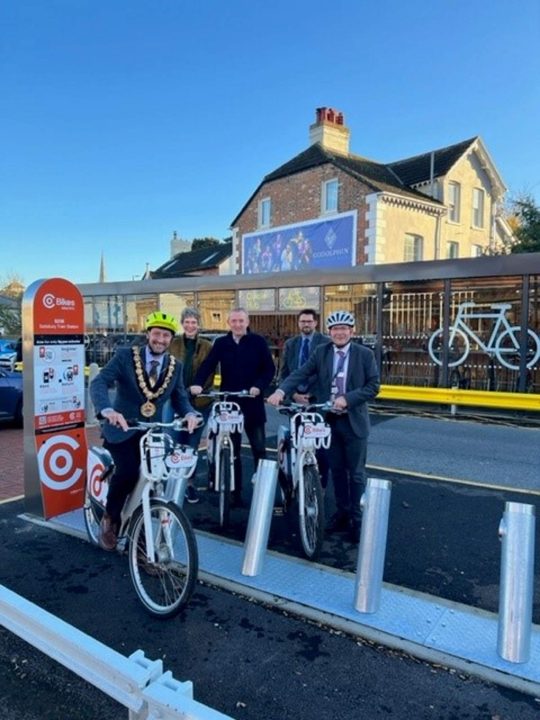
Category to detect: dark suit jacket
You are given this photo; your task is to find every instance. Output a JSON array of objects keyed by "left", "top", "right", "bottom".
[
  {"left": 194, "top": 330, "right": 275, "bottom": 425},
  {"left": 90, "top": 346, "right": 195, "bottom": 444},
  {"left": 279, "top": 331, "right": 330, "bottom": 395},
  {"left": 278, "top": 342, "right": 380, "bottom": 438}
]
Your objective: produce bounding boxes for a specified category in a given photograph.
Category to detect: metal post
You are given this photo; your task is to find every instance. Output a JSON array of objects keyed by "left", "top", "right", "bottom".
[
  {"left": 354, "top": 478, "right": 392, "bottom": 613},
  {"left": 497, "top": 501, "right": 535, "bottom": 663},
  {"left": 86, "top": 363, "right": 100, "bottom": 426},
  {"left": 242, "top": 459, "right": 278, "bottom": 577}
]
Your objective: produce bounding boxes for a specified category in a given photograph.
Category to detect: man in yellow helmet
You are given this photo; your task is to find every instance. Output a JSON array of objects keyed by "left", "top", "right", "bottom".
[{"left": 90, "top": 311, "right": 199, "bottom": 551}]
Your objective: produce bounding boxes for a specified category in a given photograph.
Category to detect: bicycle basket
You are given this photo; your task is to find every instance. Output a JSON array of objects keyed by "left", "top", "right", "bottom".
[
  {"left": 296, "top": 418, "right": 331, "bottom": 450},
  {"left": 141, "top": 433, "right": 173, "bottom": 480},
  {"left": 209, "top": 402, "right": 244, "bottom": 435},
  {"left": 165, "top": 447, "right": 198, "bottom": 479}
]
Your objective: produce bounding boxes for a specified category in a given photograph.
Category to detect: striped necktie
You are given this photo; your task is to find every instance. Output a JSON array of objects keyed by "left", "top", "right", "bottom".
[
  {"left": 335, "top": 351, "right": 346, "bottom": 395},
  {"left": 149, "top": 359, "right": 159, "bottom": 387}
]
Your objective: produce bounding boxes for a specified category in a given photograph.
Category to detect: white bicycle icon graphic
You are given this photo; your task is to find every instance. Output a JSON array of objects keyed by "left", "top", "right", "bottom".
[{"left": 428, "top": 301, "right": 540, "bottom": 371}]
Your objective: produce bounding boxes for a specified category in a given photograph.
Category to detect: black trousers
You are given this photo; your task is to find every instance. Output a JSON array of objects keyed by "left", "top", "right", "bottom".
[
  {"left": 327, "top": 415, "right": 367, "bottom": 523},
  {"left": 103, "top": 433, "right": 143, "bottom": 525},
  {"left": 230, "top": 423, "right": 266, "bottom": 498}
]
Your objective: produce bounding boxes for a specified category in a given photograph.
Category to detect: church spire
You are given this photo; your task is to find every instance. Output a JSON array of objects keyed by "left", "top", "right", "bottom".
[{"left": 99, "top": 252, "right": 106, "bottom": 283}]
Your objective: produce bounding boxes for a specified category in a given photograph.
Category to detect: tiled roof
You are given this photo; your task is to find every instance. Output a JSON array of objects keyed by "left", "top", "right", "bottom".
[
  {"left": 150, "top": 240, "right": 232, "bottom": 278},
  {"left": 260, "top": 143, "right": 441, "bottom": 205},
  {"left": 388, "top": 137, "right": 478, "bottom": 186}
]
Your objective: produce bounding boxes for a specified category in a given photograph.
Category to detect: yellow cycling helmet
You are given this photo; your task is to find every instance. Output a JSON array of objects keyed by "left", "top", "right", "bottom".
[{"left": 145, "top": 311, "right": 179, "bottom": 334}]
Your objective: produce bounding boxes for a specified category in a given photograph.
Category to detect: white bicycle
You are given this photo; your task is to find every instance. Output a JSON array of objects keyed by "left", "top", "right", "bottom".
[
  {"left": 428, "top": 301, "right": 540, "bottom": 370},
  {"left": 85, "top": 417, "right": 200, "bottom": 618},
  {"left": 200, "top": 390, "right": 251, "bottom": 528},
  {"left": 276, "top": 402, "right": 331, "bottom": 560}
]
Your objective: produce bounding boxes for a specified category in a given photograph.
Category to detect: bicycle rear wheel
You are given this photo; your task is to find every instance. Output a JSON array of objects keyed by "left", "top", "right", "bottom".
[
  {"left": 299, "top": 465, "right": 324, "bottom": 561},
  {"left": 218, "top": 446, "right": 231, "bottom": 528},
  {"left": 128, "top": 499, "right": 198, "bottom": 618}
]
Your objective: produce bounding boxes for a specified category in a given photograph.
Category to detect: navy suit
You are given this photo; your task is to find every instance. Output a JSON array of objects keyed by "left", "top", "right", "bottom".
[
  {"left": 279, "top": 331, "right": 330, "bottom": 394},
  {"left": 278, "top": 342, "right": 380, "bottom": 523},
  {"left": 90, "top": 346, "right": 195, "bottom": 522}
]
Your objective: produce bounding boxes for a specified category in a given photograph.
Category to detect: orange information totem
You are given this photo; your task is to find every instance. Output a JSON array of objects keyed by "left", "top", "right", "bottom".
[{"left": 23, "top": 278, "right": 88, "bottom": 519}]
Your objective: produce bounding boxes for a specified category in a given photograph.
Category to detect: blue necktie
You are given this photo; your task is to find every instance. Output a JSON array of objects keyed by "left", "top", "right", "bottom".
[{"left": 300, "top": 337, "right": 310, "bottom": 365}]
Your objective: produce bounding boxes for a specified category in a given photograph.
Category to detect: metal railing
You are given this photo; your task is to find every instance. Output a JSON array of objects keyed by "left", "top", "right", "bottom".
[{"left": 0, "top": 585, "right": 232, "bottom": 719}]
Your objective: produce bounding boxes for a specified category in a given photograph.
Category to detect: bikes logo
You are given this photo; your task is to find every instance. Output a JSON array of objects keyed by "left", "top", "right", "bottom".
[
  {"left": 37, "top": 434, "right": 83, "bottom": 491},
  {"left": 88, "top": 460, "right": 107, "bottom": 501},
  {"left": 42, "top": 292, "right": 76, "bottom": 310},
  {"left": 42, "top": 293, "right": 56, "bottom": 309}
]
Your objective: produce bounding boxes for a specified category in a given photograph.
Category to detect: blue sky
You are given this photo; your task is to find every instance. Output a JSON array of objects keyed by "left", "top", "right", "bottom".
[{"left": 2, "top": 0, "right": 539, "bottom": 286}]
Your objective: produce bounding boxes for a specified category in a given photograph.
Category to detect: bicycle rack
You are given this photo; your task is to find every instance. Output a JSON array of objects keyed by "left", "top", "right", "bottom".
[
  {"left": 498, "top": 501, "right": 535, "bottom": 663},
  {"left": 354, "top": 478, "right": 392, "bottom": 614},
  {"left": 242, "top": 459, "right": 278, "bottom": 577}
]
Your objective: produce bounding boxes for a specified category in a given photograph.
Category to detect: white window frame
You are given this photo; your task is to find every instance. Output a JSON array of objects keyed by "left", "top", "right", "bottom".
[
  {"left": 404, "top": 233, "right": 423, "bottom": 262},
  {"left": 471, "top": 244, "right": 483, "bottom": 257},
  {"left": 322, "top": 178, "right": 339, "bottom": 214},
  {"left": 447, "top": 241, "right": 459, "bottom": 259},
  {"left": 258, "top": 197, "right": 271, "bottom": 229},
  {"left": 472, "top": 188, "right": 485, "bottom": 228},
  {"left": 447, "top": 181, "right": 461, "bottom": 223}
]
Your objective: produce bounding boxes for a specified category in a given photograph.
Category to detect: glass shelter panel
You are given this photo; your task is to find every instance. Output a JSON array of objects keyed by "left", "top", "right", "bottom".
[
  {"left": 87, "top": 294, "right": 127, "bottom": 366},
  {"left": 528, "top": 275, "right": 540, "bottom": 393},
  {"left": 380, "top": 280, "right": 445, "bottom": 386},
  {"left": 428, "top": 276, "right": 540, "bottom": 392},
  {"left": 197, "top": 290, "right": 236, "bottom": 331}
]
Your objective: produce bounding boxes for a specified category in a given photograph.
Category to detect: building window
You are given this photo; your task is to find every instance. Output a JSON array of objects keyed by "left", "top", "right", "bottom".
[
  {"left": 322, "top": 179, "right": 339, "bottom": 214},
  {"left": 404, "top": 233, "right": 423, "bottom": 262},
  {"left": 472, "top": 188, "right": 485, "bottom": 228},
  {"left": 447, "top": 241, "right": 459, "bottom": 259},
  {"left": 471, "top": 244, "right": 483, "bottom": 257},
  {"left": 448, "top": 181, "right": 461, "bottom": 223},
  {"left": 258, "top": 198, "right": 271, "bottom": 228}
]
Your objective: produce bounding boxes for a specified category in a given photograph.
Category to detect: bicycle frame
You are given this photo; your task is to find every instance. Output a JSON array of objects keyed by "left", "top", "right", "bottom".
[
  {"left": 449, "top": 302, "right": 513, "bottom": 353},
  {"left": 278, "top": 407, "right": 331, "bottom": 517},
  {"left": 207, "top": 400, "right": 244, "bottom": 495},
  {"left": 86, "top": 420, "right": 199, "bottom": 560}
]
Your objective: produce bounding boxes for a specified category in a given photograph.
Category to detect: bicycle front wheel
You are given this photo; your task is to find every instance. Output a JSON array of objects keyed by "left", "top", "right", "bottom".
[
  {"left": 218, "top": 445, "right": 232, "bottom": 528},
  {"left": 83, "top": 491, "right": 102, "bottom": 546},
  {"left": 299, "top": 465, "right": 324, "bottom": 561},
  {"left": 495, "top": 327, "right": 540, "bottom": 370},
  {"left": 428, "top": 328, "right": 469, "bottom": 367},
  {"left": 128, "top": 500, "right": 198, "bottom": 618}
]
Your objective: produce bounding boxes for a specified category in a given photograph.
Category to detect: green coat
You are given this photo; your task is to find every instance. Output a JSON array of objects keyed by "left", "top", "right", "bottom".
[{"left": 169, "top": 334, "right": 214, "bottom": 409}]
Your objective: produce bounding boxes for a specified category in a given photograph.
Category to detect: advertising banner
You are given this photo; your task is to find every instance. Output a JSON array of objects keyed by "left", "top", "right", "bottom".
[
  {"left": 242, "top": 211, "right": 357, "bottom": 275},
  {"left": 23, "top": 278, "right": 88, "bottom": 519}
]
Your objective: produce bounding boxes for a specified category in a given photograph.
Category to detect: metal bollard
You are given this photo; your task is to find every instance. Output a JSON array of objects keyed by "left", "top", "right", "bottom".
[
  {"left": 242, "top": 459, "right": 278, "bottom": 577},
  {"left": 354, "top": 478, "right": 392, "bottom": 613},
  {"left": 86, "top": 363, "right": 100, "bottom": 425},
  {"left": 497, "top": 501, "right": 535, "bottom": 663}
]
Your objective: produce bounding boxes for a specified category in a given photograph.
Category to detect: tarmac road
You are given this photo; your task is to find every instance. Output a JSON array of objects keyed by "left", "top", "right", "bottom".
[{"left": 1, "top": 498, "right": 540, "bottom": 720}]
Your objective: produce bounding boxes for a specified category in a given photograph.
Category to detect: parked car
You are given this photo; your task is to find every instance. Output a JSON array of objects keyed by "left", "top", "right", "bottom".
[
  {"left": 0, "top": 339, "right": 17, "bottom": 371},
  {"left": 0, "top": 368, "right": 23, "bottom": 425}
]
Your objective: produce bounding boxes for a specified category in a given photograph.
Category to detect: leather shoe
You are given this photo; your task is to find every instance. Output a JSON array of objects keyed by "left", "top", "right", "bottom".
[
  {"left": 326, "top": 512, "right": 350, "bottom": 534},
  {"left": 349, "top": 520, "right": 361, "bottom": 544},
  {"left": 98, "top": 513, "right": 118, "bottom": 551}
]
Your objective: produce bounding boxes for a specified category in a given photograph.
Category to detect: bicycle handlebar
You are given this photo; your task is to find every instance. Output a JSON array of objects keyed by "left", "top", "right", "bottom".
[
  {"left": 126, "top": 415, "right": 203, "bottom": 431},
  {"left": 197, "top": 390, "right": 254, "bottom": 399},
  {"left": 277, "top": 401, "right": 334, "bottom": 415}
]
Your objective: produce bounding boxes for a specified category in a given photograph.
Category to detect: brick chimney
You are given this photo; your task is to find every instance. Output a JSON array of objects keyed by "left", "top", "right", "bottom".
[{"left": 309, "top": 107, "right": 350, "bottom": 155}]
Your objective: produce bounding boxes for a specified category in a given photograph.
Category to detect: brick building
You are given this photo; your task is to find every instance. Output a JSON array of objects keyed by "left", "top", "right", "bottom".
[{"left": 230, "top": 107, "right": 514, "bottom": 274}]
